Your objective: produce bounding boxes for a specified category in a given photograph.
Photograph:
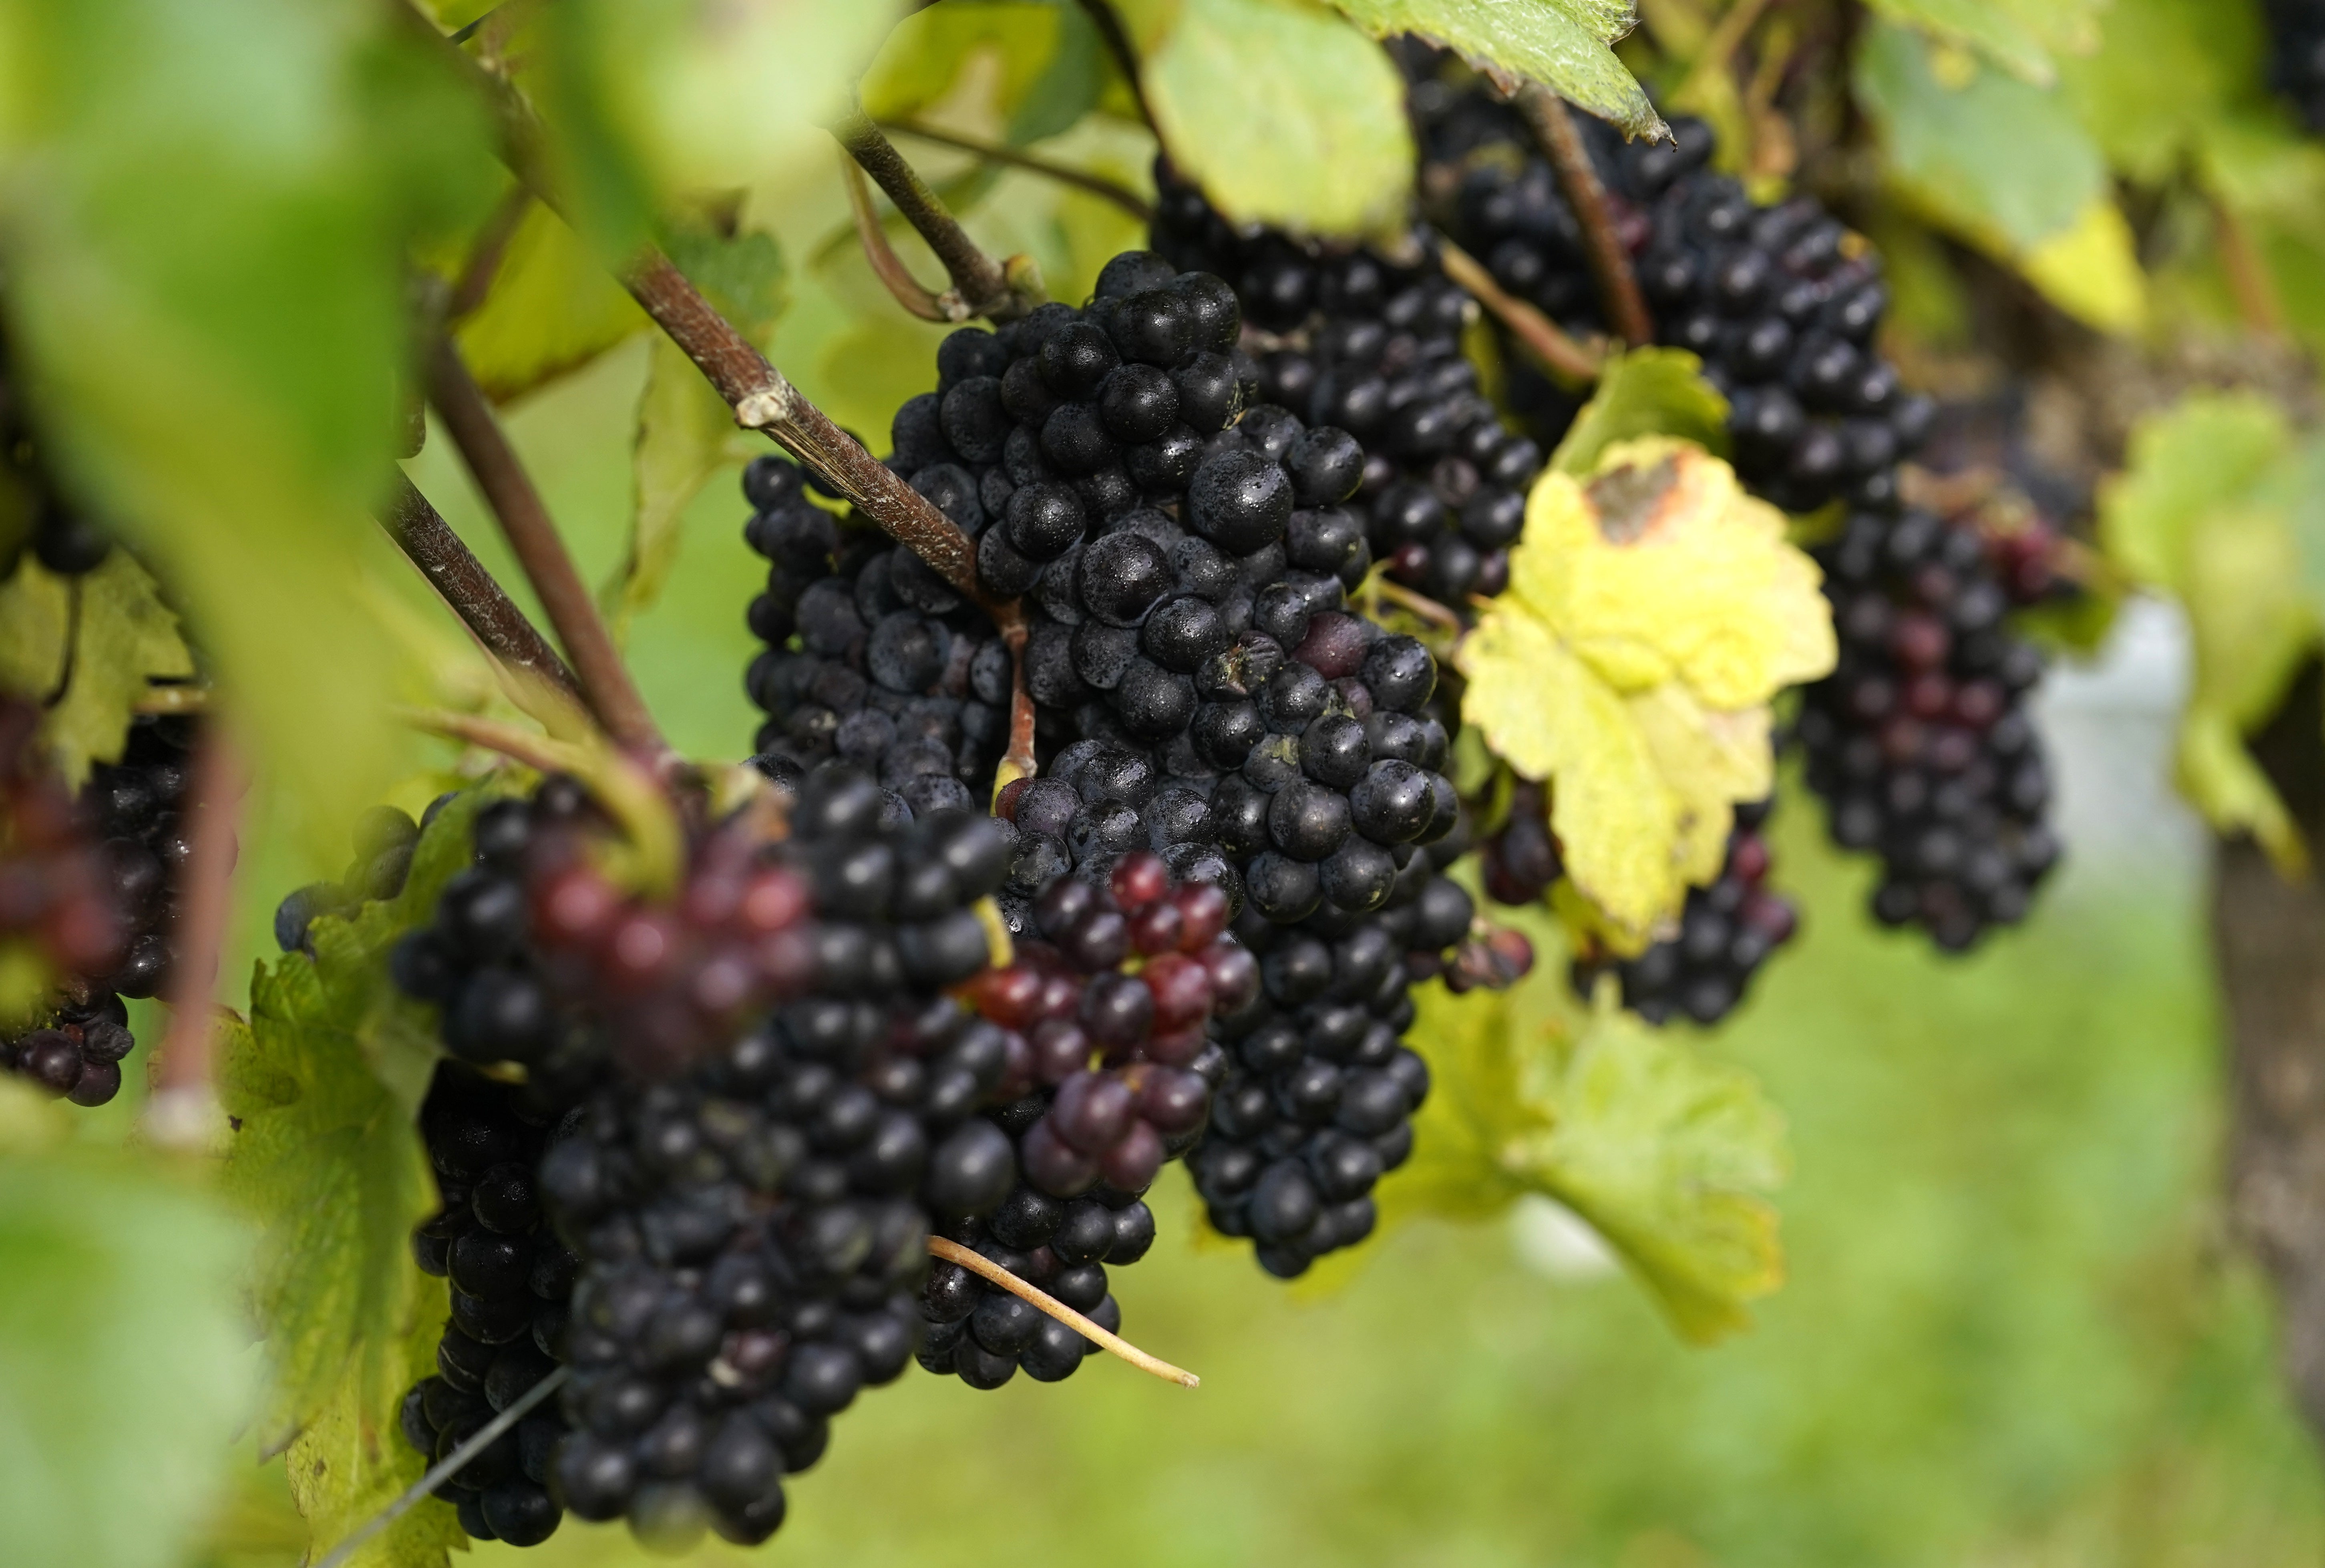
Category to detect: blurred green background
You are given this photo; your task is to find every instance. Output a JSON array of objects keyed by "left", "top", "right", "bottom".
[{"left": 169, "top": 342, "right": 2325, "bottom": 1567}]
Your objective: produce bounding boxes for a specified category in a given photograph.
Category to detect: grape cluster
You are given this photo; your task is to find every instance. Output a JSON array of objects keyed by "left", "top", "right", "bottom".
[
  {"left": 1414, "top": 93, "right": 1934, "bottom": 516},
  {"left": 743, "top": 456, "right": 1014, "bottom": 811},
  {"left": 400, "top": 1063, "right": 582, "bottom": 1548},
  {"left": 392, "top": 764, "right": 1029, "bottom": 1550},
  {"left": 2267, "top": 0, "right": 2325, "bottom": 133},
  {"left": 1569, "top": 804, "right": 1797, "bottom": 1025},
  {"left": 1798, "top": 509, "right": 2058, "bottom": 948},
  {"left": 1148, "top": 168, "right": 1544, "bottom": 607},
  {"left": 0, "top": 712, "right": 198, "bottom": 1106},
  {"left": 1190, "top": 854, "right": 1475, "bottom": 1277},
  {"left": 920, "top": 849, "right": 1255, "bottom": 1386}
]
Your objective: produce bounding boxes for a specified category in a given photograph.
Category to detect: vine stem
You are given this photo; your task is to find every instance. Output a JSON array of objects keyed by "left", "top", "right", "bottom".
[
  {"left": 839, "top": 147, "right": 956, "bottom": 323},
  {"left": 833, "top": 109, "right": 1042, "bottom": 322},
  {"left": 883, "top": 120, "right": 1155, "bottom": 221},
  {"left": 421, "top": 336, "right": 668, "bottom": 760},
  {"left": 617, "top": 250, "right": 1023, "bottom": 632},
  {"left": 378, "top": 474, "right": 581, "bottom": 702},
  {"left": 1074, "top": 0, "right": 1156, "bottom": 129},
  {"left": 2212, "top": 193, "right": 2285, "bottom": 337},
  {"left": 1436, "top": 238, "right": 1603, "bottom": 382},
  {"left": 313, "top": 1367, "right": 570, "bottom": 1568},
  {"left": 145, "top": 726, "right": 242, "bottom": 1151},
  {"left": 928, "top": 1235, "right": 1199, "bottom": 1387},
  {"left": 1515, "top": 87, "right": 1653, "bottom": 348},
  {"left": 1372, "top": 576, "right": 1465, "bottom": 632}
]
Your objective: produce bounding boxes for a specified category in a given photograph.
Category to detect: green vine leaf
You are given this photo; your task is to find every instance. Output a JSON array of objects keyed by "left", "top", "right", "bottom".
[
  {"left": 861, "top": 0, "right": 1109, "bottom": 143},
  {"left": 1549, "top": 346, "right": 1730, "bottom": 478},
  {"left": 1854, "top": 19, "right": 2144, "bottom": 333},
  {"left": 1460, "top": 438, "right": 1833, "bottom": 949},
  {"left": 1390, "top": 964, "right": 1788, "bottom": 1342},
  {"left": 0, "top": 1102, "right": 253, "bottom": 1568},
  {"left": 0, "top": 551, "right": 195, "bottom": 787},
  {"left": 2099, "top": 392, "right": 2323, "bottom": 872},
  {"left": 220, "top": 793, "right": 487, "bottom": 1564},
  {"left": 1861, "top": 0, "right": 2103, "bottom": 86},
  {"left": 1114, "top": 0, "right": 1413, "bottom": 237},
  {"left": 1324, "top": 0, "right": 1665, "bottom": 141}
]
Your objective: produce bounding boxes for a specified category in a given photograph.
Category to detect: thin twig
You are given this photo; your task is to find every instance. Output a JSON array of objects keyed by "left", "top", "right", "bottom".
[
  {"left": 314, "top": 1367, "right": 569, "bottom": 1568},
  {"left": 883, "top": 119, "right": 1155, "bottom": 221},
  {"left": 1437, "top": 238, "right": 1603, "bottom": 382},
  {"left": 402, "top": 10, "right": 1028, "bottom": 671},
  {"left": 420, "top": 336, "right": 667, "bottom": 758},
  {"left": 619, "top": 251, "right": 1018, "bottom": 628},
  {"left": 1516, "top": 87, "right": 1653, "bottom": 348},
  {"left": 1676, "top": 0, "right": 1779, "bottom": 107},
  {"left": 446, "top": 183, "right": 533, "bottom": 320},
  {"left": 928, "top": 1236, "right": 1198, "bottom": 1387},
  {"left": 378, "top": 474, "right": 582, "bottom": 702},
  {"left": 1074, "top": 0, "right": 1156, "bottom": 129},
  {"left": 1374, "top": 577, "right": 1465, "bottom": 632},
  {"left": 998, "top": 628, "right": 1036, "bottom": 794},
  {"left": 145, "top": 728, "right": 242, "bottom": 1151},
  {"left": 833, "top": 109, "right": 1040, "bottom": 322},
  {"left": 2211, "top": 193, "right": 2285, "bottom": 337},
  {"left": 396, "top": 706, "right": 686, "bottom": 894},
  {"left": 839, "top": 148, "right": 955, "bottom": 323}
]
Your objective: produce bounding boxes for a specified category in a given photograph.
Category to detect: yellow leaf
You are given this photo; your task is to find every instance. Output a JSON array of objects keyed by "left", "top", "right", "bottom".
[
  {"left": 1465, "top": 439, "right": 1834, "bottom": 947},
  {"left": 2017, "top": 197, "right": 2148, "bottom": 334}
]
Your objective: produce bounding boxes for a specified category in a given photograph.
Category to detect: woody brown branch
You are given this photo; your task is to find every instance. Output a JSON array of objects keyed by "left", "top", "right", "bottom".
[{"left": 1516, "top": 86, "right": 1653, "bottom": 348}]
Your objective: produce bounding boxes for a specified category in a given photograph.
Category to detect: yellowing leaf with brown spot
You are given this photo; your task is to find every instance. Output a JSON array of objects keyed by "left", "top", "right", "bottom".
[{"left": 1462, "top": 438, "right": 1832, "bottom": 949}]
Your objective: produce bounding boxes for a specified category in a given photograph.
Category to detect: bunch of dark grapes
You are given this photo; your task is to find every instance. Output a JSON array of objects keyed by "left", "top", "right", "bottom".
[
  {"left": 1479, "top": 779, "right": 1560, "bottom": 908},
  {"left": 1190, "top": 848, "right": 1476, "bottom": 1277},
  {"left": 1414, "top": 90, "right": 1934, "bottom": 517},
  {"left": 2266, "top": 0, "right": 2325, "bottom": 132},
  {"left": 394, "top": 764, "right": 1023, "bottom": 1550},
  {"left": 400, "top": 1063, "right": 582, "bottom": 1547},
  {"left": 1569, "top": 803, "right": 1797, "bottom": 1025},
  {"left": 0, "top": 712, "right": 199, "bottom": 1106},
  {"left": 1797, "top": 509, "right": 2058, "bottom": 948},
  {"left": 918, "top": 848, "right": 1255, "bottom": 1386},
  {"left": 743, "top": 456, "right": 1014, "bottom": 810},
  {"left": 1148, "top": 168, "right": 1544, "bottom": 608}
]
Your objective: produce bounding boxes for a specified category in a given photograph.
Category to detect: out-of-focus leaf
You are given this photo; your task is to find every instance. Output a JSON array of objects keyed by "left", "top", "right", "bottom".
[
  {"left": 1550, "top": 347, "right": 1729, "bottom": 477},
  {"left": 1862, "top": 0, "right": 2102, "bottom": 86},
  {"left": 1324, "top": 0, "right": 1665, "bottom": 141},
  {"left": 454, "top": 201, "right": 650, "bottom": 403},
  {"left": 1117, "top": 0, "right": 1412, "bottom": 237},
  {"left": 538, "top": 0, "right": 907, "bottom": 251},
  {"left": 601, "top": 224, "right": 784, "bottom": 635},
  {"left": 1462, "top": 438, "right": 1832, "bottom": 947},
  {"left": 0, "top": 552, "right": 193, "bottom": 786},
  {"left": 1855, "top": 19, "right": 2144, "bottom": 332},
  {"left": 861, "top": 1, "right": 1106, "bottom": 143},
  {"left": 219, "top": 792, "right": 478, "bottom": 1457},
  {"left": 284, "top": 1283, "right": 456, "bottom": 1568},
  {"left": 2058, "top": 0, "right": 2258, "bottom": 184},
  {"left": 2099, "top": 393, "right": 2321, "bottom": 871},
  {"left": 0, "top": 0, "right": 499, "bottom": 846},
  {"left": 0, "top": 1096, "right": 253, "bottom": 1568},
  {"left": 1392, "top": 973, "right": 1788, "bottom": 1342}
]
